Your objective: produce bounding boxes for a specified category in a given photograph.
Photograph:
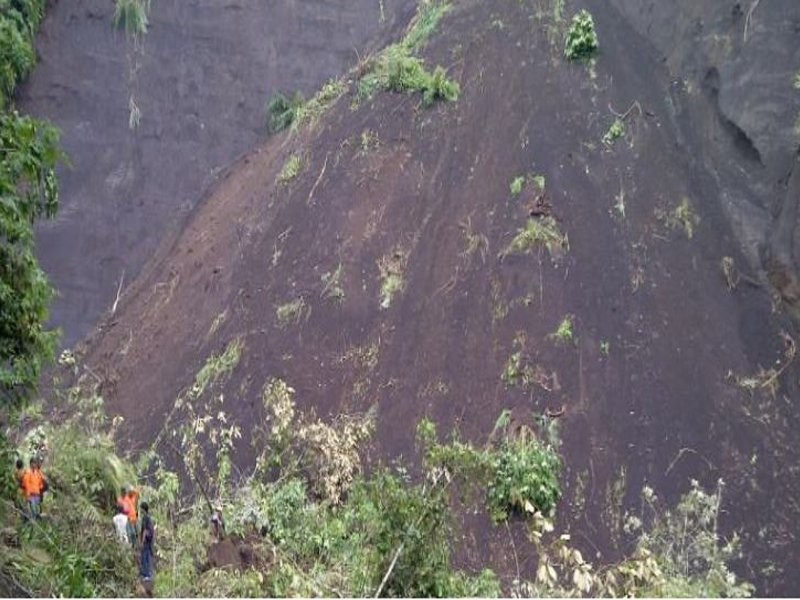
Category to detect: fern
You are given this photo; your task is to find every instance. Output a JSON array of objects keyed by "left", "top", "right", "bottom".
[{"left": 113, "top": 0, "right": 150, "bottom": 38}]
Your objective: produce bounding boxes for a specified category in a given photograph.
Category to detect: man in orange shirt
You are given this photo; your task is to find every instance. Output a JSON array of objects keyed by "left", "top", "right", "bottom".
[
  {"left": 20, "top": 457, "right": 47, "bottom": 520},
  {"left": 117, "top": 485, "right": 140, "bottom": 547}
]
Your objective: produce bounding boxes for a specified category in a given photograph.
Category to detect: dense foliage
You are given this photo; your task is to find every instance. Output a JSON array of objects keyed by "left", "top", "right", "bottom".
[
  {"left": 564, "top": 9, "right": 599, "bottom": 60},
  {"left": 0, "top": 0, "right": 63, "bottom": 409}
]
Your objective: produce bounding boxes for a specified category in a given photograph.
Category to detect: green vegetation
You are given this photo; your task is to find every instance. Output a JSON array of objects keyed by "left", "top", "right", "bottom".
[
  {"left": 487, "top": 425, "right": 561, "bottom": 521},
  {"left": 600, "top": 340, "right": 610, "bottom": 355},
  {"left": 510, "top": 175, "right": 525, "bottom": 196},
  {"left": 501, "top": 216, "right": 568, "bottom": 260},
  {"left": 320, "top": 264, "right": 345, "bottom": 303},
  {"left": 0, "top": 1, "right": 45, "bottom": 106},
  {"left": 189, "top": 338, "right": 243, "bottom": 399},
  {"left": 267, "top": 91, "right": 305, "bottom": 133},
  {"left": 403, "top": 0, "right": 451, "bottom": 51},
  {"left": 603, "top": 118, "right": 625, "bottom": 145},
  {"left": 278, "top": 153, "right": 303, "bottom": 184},
  {"left": 658, "top": 197, "right": 700, "bottom": 239},
  {"left": 1, "top": 364, "right": 754, "bottom": 597},
  {"left": 357, "top": 1, "right": 459, "bottom": 106},
  {"left": 618, "top": 482, "right": 754, "bottom": 597},
  {"left": 0, "top": 1, "right": 64, "bottom": 409},
  {"left": 564, "top": 9, "right": 599, "bottom": 60},
  {"left": 378, "top": 249, "right": 407, "bottom": 309},
  {"left": 359, "top": 46, "right": 459, "bottom": 106},
  {"left": 793, "top": 71, "right": 800, "bottom": 90},
  {"left": 113, "top": 0, "right": 150, "bottom": 38},
  {"left": 275, "top": 297, "right": 310, "bottom": 328},
  {"left": 548, "top": 315, "right": 575, "bottom": 345},
  {"left": 510, "top": 174, "right": 546, "bottom": 197},
  {"left": 267, "top": 79, "right": 346, "bottom": 134}
]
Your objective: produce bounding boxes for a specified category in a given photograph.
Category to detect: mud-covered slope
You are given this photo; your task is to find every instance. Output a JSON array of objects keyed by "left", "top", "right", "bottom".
[
  {"left": 18, "top": 0, "right": 416, "bottom": 345},
  {"left": 79, "top": 0, "right": 800, "bottom": 593}
]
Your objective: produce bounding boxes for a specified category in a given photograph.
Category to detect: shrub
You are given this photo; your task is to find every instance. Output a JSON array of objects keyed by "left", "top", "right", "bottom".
[
  {"left": 501, "top": 216, "right": 568, "bottom": 260},
  {"left": 603, "top": 118, "right": 625, "bottom": 145},
  {"left": 275, "top": 297, "right": 308, "bottom": 327},
  {"left": 564, "top": 9, "right": 598, "bottom": 60},
  {"left": 277, "top": 153, "right": 302, "bottom": 184},
  {"left": 548, "top": 314, "right": 575, "bottom": 345},
  {"left": 113, "top": 0, "right": 150, "bottom": 38},
  {"left": 358, "top": 45, "right": 459, "bottom": 106},
  {"left": 267, "top": 91, "right": 305, "bottom": 133},
  {"left": 0, "top": 10, "right": 36, "bottom": 105},
  {"left": 510, "top": 176, "right": 525, "bottom": 196},
  {"left": 487, "top": 429, "right": 562, "bottom": 521}
]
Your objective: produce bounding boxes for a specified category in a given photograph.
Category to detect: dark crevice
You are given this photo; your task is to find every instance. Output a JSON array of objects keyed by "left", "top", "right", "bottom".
[{"left": 702, "top": 67, "right": 764, "bottom": 167}]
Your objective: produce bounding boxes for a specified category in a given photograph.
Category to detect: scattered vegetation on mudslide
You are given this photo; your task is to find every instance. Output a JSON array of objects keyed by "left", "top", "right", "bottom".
[{"left": 1, "top": 360, "right": 752, "bottom": 597}]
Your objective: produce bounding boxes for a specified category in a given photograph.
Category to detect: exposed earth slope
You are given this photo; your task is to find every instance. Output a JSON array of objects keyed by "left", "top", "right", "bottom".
[
  {"left": 19, "top": 0, "right": 417, "bottom": 345},
  {"left": 68, "top": 0, "right": 800, "bottom": 593}
]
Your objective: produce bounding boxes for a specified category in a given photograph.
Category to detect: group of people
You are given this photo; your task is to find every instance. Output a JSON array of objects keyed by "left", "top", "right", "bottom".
[
  {"left": 13, "top": 458, "right": 155, "bottom": 587},
  {"left": 114, "top": 485, "right": 155, "bottom": 583}
]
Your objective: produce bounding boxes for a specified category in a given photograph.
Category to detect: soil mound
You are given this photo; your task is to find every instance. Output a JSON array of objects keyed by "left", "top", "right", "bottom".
[{"left": 78, "top": 0, "right": 800, "bottom": 593}]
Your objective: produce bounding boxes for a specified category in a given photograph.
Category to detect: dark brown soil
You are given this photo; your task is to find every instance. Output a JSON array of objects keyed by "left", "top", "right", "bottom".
[
  {"left": 47, "top": 0, "right": 800, "bottom": 594},
  {"left": 18, "top": 0, "right": 418, "bottom": 346}
]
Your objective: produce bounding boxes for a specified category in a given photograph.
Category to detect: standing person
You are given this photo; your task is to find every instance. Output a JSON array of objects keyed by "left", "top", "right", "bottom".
[
  {"left": 210, "top": 505, "right": 226, "bottom": 542},
  {"left": 113, "top": 505, "right": 129, "bottom": 544},
  {"left": 117, "top": 485, "right": 140, "bottom": 547},
  {"left": 139, "top": 502, "right": 155, "bottom": 582},
  {"left": 20, "top": 458, "right": 47, "bottom": 520}
]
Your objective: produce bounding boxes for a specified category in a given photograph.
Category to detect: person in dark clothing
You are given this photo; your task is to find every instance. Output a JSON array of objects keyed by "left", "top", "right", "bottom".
[{"left": 138, "top": 502, "right": 155, "bottom": 582}]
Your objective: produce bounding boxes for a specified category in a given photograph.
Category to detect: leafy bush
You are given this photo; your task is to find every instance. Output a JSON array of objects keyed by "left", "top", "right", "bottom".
[
  {"left": 487, "top": 433, "right": 561, "bottom": 521},
  {"left": 0, "top": 111, "right": 64, "bottom": 408},
  {"left": 603, "top": 118, "right": 625, "bottom": 145},
  {"left": 510, "top": 176, "right": 525, "bottom": 196},
  {"left": 360, "top": 45, "right": 459, "bottom": 106},
  {"left": 564, "top": 9, "right": 598, "bottom": 60},
  {"left": 266, "top": 90, "right": 305, "bottom": 133},
  {"left": 0, "top": 9, "right": 35, "bottom": 105},
  {"left": 113, "top": 0, "right": 150, "bottom": 38},
  {"left": 278, "top": 153, "right": 303, "bottom": 184},
  {"left": 401, "top": 0, "right": 451, "bottom": 52}
]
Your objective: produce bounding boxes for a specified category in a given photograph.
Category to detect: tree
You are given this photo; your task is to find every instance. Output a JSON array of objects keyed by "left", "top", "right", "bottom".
[{"left": 0, "top": 110, "right": 63, "bottom": 408}]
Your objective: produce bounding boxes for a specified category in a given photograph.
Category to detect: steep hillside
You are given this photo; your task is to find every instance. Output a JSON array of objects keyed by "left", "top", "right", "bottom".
[
  {"left": 77, "top": 0, "right": 800, "bottom": 593},
  {"left": 19, "top": 0, "right": 417, "bottom": 345}
]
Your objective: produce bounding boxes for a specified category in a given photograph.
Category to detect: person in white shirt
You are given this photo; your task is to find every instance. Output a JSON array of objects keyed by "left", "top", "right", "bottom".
[{"left": 113, "top": 505, "right": 129, "bottom": 544}]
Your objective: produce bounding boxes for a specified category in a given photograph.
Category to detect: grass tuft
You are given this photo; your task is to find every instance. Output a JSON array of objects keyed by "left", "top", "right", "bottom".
[
  {"left": 501, "top": 217, "right": 568, "bottom": 260},
  {"left": 278, "top": 154, "right": 303, "bottom": 184},
  {"left": 275, "top": 297, "right": 310, "bottom": 328}
]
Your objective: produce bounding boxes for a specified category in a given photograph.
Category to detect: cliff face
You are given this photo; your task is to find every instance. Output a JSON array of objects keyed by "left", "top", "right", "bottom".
[
  {"left": 18, "top": 0, "right": 417, "bottom": 345},
  {"left": 62, "top": 0, "right": 800, "bottom": 593}
]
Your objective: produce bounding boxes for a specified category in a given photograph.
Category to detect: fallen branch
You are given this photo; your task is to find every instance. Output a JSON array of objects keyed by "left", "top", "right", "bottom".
[
  {"left": 307, "top": 152, "right": 329, "bottom": 205},
  {"left": 111, "top": 270, "right": 126, "bottom": 315},
  {"left": 374, "top": 542, "right": 405, "bottom": 598},
  {"left": 665, "top": 447, "right": 715, "bottom": 476},
  {"left": 608, "top": 100, "right": 642, "bottom": 121}
]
